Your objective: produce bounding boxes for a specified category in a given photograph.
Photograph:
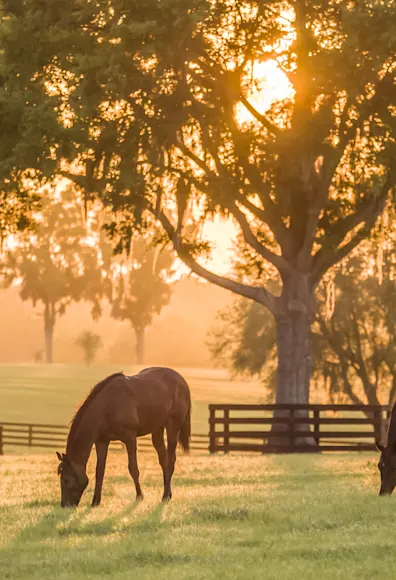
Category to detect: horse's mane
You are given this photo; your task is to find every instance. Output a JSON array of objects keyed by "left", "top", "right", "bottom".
[{"left": 66, "top": 372, "right": 124, "bottom": 452}]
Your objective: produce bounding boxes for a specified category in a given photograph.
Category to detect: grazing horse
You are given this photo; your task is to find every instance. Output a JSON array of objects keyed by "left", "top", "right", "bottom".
[
  {"left": 56, "top": 367, "right": 191, "bottom": 507},
  {"left": 376, "top": 402, "right": 396, "bottom": 496}
]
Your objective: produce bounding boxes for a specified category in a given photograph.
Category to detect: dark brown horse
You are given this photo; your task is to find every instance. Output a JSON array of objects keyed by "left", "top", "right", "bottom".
[
  {"left": 377, "top": 401, "right": 396, "bottom": 495},
  {"left": 56, "top": 367, "right": 191, "bottom": 507}
]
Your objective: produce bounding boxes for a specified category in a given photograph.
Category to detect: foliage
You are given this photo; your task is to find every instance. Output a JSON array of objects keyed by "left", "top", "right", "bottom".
[
  {"left": 111, "top": 236, "right": 174, "bottom": 362},
  {"left": 75, "top": 330, "right": 103, "bottom": 366},
  {"left": 111, "top": 238, "right": 174, "bottom": 334},
  {"left": 313, "top": 251, "right": 396, "bottom": 406},
  {"left": 1, "top": 0, "right": 395, "bottom": 398},
  {"left": 2, "top": 1, "right": 394, "bottom": 295},
  {"left": 0, "top": 191, "right": 40, "bottom": 242},
  {"left": 208, "top": 298, "right": 276, "bottom": 380}
]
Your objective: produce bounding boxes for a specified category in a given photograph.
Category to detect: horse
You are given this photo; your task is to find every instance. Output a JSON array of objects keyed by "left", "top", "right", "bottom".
[
  {"left": 56, "top": 367, "right": 191, "bottom": 507},
  {"left": 376, "top": 401, "right": 396, "bottom": 496}
]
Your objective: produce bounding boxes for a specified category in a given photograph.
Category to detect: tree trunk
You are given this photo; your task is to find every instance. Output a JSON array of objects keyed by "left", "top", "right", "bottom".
[
  {"left": 44, "top": 303, "right": 55, "bottom": 364},
  {"left": 135, "top": 327, "right": 145, "bottom": 365},
  {"left": 271, "top": 272, "right": 316, "bottom": 447}
]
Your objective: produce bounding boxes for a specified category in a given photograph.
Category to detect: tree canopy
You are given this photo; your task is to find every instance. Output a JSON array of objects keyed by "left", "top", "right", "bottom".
[{"left": 1, "top": 0, "right": 395, "bottom": 405}]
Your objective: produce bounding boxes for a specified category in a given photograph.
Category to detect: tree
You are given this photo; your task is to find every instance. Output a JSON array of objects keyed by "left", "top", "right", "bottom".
[
  {"left": 3, "top": 188, "right": 109, "bottom": 363},
  {"left": 314, "top": 255, "right": 396, "bottom": 408},
  {"left": 76, "top": 330, "right": 102, "bottom": 366},
  {"left": 111, "top": 237, "right": 174, "bottom": 364},
  {"left": 209, "top": 235, "right": 396, "bottom": 440},
  {"left": 1, "top": 1, "right": 395, "bottom": 414}
]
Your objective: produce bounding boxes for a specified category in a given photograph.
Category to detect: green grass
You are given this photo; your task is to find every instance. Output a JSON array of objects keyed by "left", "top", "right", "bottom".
[
  {"left": 0, "top": 451, "right": 390, "bottom": 580},
  {"left": 0, "top": 364, "right": 390, "bottom": 578},
  {"left": 0, "top": 363, "right": 264, "bottom": 435}
]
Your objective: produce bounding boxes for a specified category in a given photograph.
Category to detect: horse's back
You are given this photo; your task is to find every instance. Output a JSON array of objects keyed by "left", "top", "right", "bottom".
[{"left": 111, "top": 367, "right": 190, "bottom": 437}]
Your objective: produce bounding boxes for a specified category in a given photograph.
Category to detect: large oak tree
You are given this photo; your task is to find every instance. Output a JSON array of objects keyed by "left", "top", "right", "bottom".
[{"left": 1, "top": 1, "right": 395, "bottom": 409}]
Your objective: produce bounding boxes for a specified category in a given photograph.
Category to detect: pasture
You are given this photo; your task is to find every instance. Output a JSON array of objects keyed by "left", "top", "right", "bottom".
[
  {"left": 0, "top": 451, "right": 390, "bottom": 580},
  {"left": 0, "top": 365, "right": 391, "bottom": 579}
]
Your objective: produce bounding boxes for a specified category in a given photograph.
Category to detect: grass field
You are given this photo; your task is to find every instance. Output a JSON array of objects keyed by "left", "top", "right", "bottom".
[
  {"left": 0, "top": 451, "right": 390, "bottom": 580},
  {"left": 0, "top": 364, "right": 264, "bottom": 435},
  {"left": 0, "top": 365, "right": 390, "bottom": 579}
]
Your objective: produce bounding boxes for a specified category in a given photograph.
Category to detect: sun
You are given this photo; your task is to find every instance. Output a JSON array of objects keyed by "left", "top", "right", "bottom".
[{"left": 236, "top": 60, "right": 294, "bottom": 126}]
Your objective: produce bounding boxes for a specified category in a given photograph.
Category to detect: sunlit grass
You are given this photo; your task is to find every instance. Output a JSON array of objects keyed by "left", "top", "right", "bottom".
[{"left": 0, "top": 451, "right": 392, "bottom": 579}]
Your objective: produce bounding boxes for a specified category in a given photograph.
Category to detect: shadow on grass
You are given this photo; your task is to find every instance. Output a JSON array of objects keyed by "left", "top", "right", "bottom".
[{"left": 0, "top": 499, "right": 194, "bottom": 579}]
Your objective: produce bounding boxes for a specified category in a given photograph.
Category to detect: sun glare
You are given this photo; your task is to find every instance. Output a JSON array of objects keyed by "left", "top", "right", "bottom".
[
  {"left": 192, "top": 60, "right": 293, "bottom": 276},
  {"left": 236, "top": 59, "right": 294, "bottom": 125}
]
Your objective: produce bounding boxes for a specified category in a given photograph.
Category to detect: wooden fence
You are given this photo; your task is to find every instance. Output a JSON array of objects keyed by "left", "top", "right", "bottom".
[
  {"left": 0, "top": 421, "right": 208, "bottom": 455},
  {"left": 1, "top": 403, "right": 391, "bottom": 456},
  {"left": 209, "top": 404, "right": 391, "bottom": 453}
]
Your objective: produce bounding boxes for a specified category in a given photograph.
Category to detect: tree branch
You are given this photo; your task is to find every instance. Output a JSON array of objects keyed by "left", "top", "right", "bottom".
[
  {"left": 317, "top": 317, "right": 363, "bottom": 405},
  {"left": 228, "top": 122, "right": 289, "bottom": 249},
  {"left": 312, "top": 179, "right": 391, "bottom": 285},
  {"left": 229, "top": 202, "right": 291, "bottom": 272},
  {"left": 153, "top": 207, "right": 277, "bottom": 313},
  {"left": 239, "top": 95, "right": 280, "bottom": 136}
]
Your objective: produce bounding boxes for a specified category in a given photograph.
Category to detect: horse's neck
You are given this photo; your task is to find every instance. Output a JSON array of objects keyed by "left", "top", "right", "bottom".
[{"left": 67, "top": 405, "right": 100, "bottom": 466}]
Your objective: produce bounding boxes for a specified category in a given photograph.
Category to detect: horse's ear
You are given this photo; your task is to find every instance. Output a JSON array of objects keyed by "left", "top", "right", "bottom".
[
  {"left": 376, "top": 441, "right": 385, "bottom": 453},
  {"left": 56, "top": 451, "right": 63, "bottom": 461}
]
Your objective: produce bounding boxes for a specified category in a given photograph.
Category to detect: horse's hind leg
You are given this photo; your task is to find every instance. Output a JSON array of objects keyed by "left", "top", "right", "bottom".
[
  {"left": 92, "top": 439, "right": 109, "bottom": 507},
  {"left": 125, "top": 436, "right": 143, "bottom": 500},
  {"left": 163, "top": 420, "right": 179, "bottom": 501},
  {"left": 152, "top": 428, "right": 169, "bottom": 501}
]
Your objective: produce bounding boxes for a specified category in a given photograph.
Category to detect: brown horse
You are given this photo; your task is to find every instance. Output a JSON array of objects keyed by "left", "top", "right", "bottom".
[
  {"left": 56, "top": 367, "right": 191, "bottom": 507},
  {"left": 376, "top": 401, "right": 396, "bottom": 496}
]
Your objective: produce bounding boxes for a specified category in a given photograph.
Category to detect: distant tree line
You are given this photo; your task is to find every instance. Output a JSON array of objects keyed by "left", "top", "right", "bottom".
[{"left": 1, "top": 187, "right": 175, "bottom": 364}]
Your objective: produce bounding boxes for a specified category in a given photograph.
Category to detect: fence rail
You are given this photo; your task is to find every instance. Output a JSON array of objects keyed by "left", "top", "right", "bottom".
[
  {"left": 209, "top": 404, "right": 391, "bottom": 453},
  {"left": 0, "top": 421, "right": 208, "bottom": 455}
]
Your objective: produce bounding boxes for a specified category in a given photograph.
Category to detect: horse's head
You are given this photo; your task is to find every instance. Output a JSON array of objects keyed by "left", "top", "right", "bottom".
[
  {"left": 376, "top": 442, "right": 396, "bottom": 496},
  {"left": 56, "top": 452, "right": 89, "bottom": 507}
]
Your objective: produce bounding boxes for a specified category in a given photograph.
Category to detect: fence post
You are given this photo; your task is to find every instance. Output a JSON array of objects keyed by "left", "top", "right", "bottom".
[
  {"left": 224, "top": 409, "right": 230, "bottom": 454},
  {"left": 373, "top": 408, "right": 383, "bottom": 444},
  {"left": 0, "top": 426, "right": 3, "bottom": 455},
  {"left": 209, "top": 406, "right": 216, "bottom": 454},
  {"left": 289, "top": 408, "right": 295, "bottom": 450},
  {"left": 28, "top": 425, "right": 33, "bottom": 447},
  {"left": 314, "top": 409, "right": 320, "bottom": 447}
]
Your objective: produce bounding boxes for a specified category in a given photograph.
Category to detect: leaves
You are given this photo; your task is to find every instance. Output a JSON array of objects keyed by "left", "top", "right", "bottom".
[
  {"left": 110, "top": 234, "right": 174, "bottom": 333},
  {"left": 3, "top": 186, "right": 110, "bottom": 323}
]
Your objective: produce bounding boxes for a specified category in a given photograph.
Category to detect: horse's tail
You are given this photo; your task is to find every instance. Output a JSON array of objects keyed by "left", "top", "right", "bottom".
[{"left": 179, "top": 403, "right": 191, "bottom": 453}]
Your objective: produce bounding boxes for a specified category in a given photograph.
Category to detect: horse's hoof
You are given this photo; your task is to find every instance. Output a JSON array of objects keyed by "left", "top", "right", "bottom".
[
  {"left": 162, "top": 495, "right": 172, "bottom": 502},
  {"left": 91, "top": 502, "right": 101, "bottom": 508},
  {"left": 136, "top": 494, "right": 144, "bottom": 501}
]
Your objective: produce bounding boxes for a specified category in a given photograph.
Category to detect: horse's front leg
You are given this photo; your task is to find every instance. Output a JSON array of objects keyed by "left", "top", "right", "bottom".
[
  {"left": 152, "top": 428, "right": 169, "bottom": 501},
  {"left": 125, "top": 435, "right": 144, "bottom": 500},
  {"left": 163, "top": 420, "right": 179, "bottom": 501},
  {"left": 92, "top": 439, "right": 109, "bottom": 507}
]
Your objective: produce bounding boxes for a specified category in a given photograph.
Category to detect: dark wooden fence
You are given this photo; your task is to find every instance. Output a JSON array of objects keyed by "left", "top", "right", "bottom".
[
  {"left": 209, "top": 404, "right": 391, "bottom": 453},
  {"left": 0, "top": 421, "right": 208, "bottom": 455},
  {"left": 1, "top": 404, "right": 391, "bottom": 456}
]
